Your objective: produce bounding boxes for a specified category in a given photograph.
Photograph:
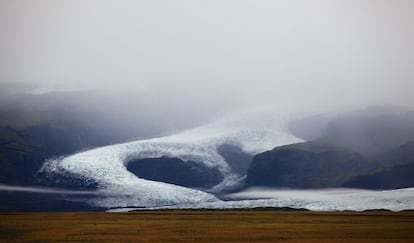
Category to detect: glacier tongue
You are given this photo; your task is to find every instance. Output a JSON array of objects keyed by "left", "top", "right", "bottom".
[
  {"left": 40, "top": 108, "right": 303, "bottom": 208},
  {"left": 109, "top": 188, "right": 414, "bottom": 212}
]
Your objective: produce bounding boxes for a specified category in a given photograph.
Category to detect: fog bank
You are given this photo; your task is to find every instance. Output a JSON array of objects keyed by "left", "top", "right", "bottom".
[{"left": 1, "top": 0, "right": 413, "bottom": 122}]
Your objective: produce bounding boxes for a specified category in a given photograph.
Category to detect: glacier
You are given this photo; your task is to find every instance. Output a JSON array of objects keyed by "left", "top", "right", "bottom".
[
  {"left": 109, "top": 187, "right": 414, "bottom": 212},
  {"left": 40, "top": 107, "right": 303, "bottom": 208},
  {"left": 39, "top": 107, "right": 414, "bottom": 211}
]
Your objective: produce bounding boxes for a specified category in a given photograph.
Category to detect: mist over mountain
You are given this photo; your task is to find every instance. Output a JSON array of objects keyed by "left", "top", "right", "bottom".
[
  {"left": 290, "top": 106, "right": 414, "bottom": 158},
  {"left": 1, "top": 0, "right": 414, "bottom": 112},
  {"left": 247, "top": 106, "right": 414, "bottom": 189},
  {"left": 1, "top": 91, "right": 414, "bottom": 210},
  {"left": 1, "top": 0, "right": 414, "bottom": 211},
  {"left": 0, "top": 91, "right": 187, "bottom": 185}
]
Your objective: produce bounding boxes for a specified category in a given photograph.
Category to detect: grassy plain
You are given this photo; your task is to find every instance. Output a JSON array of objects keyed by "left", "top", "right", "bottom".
[{"left": 1, "top": 210, "right": 414, "bottom": 242}]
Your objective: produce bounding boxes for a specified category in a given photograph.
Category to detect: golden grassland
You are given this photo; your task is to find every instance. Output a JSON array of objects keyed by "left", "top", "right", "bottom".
[{"left": 0, "top": 210, "right": 414, "bottom": 242}]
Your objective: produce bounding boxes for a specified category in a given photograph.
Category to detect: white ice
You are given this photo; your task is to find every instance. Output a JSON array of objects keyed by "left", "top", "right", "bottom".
[
  {"left": 109, "top": 187, "right": 414, "bottom": 212},
  {"left": 40, "top": 107, "right": 303, "bottom": 208}
]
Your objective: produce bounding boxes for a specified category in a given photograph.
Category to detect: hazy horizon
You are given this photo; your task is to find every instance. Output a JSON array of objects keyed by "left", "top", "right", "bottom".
[{"left": 1, "top": 0, "right": 413, "bottom": 121}]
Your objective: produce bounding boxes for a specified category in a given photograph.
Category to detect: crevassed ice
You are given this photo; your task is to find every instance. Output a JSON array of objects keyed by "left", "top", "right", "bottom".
[{"left": 40, "top": 108, "right": 303, "bottom": 208}]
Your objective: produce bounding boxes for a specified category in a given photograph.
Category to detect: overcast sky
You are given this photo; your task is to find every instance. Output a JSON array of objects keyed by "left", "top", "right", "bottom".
[{"left": 1, "top": 0, "right": 413, "bottom": 113}]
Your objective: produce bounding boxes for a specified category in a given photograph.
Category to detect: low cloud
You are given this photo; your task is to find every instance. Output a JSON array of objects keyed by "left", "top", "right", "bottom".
[
  {"left": 0, "top": 184, "right": 98, "bottom": 195},
  {"left": 1, "top": 0, "right": 413, "bottom": 122}
]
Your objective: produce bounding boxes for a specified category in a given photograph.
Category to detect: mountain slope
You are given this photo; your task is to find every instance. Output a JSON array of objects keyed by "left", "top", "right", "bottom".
[
  {"left": 344, "top": 140, "right": 414, "bottom": 189},
  {"left": 344, "top": 162, "right": 414, "bottom": 189},
  {"left": 246, "top": 141, "right": 378, "bottom": 188},
  {"left": 39, "top": 108, "right": 303, "bottom": 208},
  {"left": 0, "top": 92, "right": 167, "bottom": 185}
]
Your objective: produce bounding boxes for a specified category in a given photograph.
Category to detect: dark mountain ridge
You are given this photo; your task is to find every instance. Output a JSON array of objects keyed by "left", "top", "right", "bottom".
[
  {"left": 246, "top": 141, "right": 379, "bottom": 188},
  {"left": 246, "top": 106, "right": 414, "bottom": 189}
]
